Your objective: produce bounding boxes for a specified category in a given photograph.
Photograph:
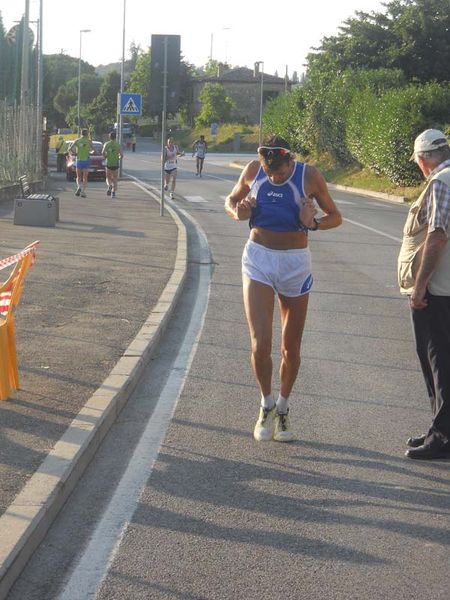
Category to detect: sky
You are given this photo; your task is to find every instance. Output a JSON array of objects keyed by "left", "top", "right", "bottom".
[{"left": 1, "top": 0, "right": 386, "bottom": 77}]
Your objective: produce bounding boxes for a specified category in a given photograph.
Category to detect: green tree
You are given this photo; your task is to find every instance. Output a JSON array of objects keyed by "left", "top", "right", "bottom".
[
  {"left": 87, "top": 71, "right": 121, "bottom": 133},
  {"left": 203, "top": 59, "right": 220, "bottom": 76},
  {"left": 128, "top": 48, "right": 151, "bottom": 115},
  {"left": 53, "top": 73, "right": 101, "bottom": 122},
  {"left": 0, "top": 12, "right": 16, "bottom": 102},
  {"left": 128, "top": 47, "right": 195, "bottom": 120},
  {"left": 0, "top": 16, "right": 35, "bottom": 105},
  {"left": 44, "top": 54, "right": 95, "bottom": 127},
  {"left": 308, "top": 0, "right": 450, "bottom": 83},
  {"left": 128, "top": 42, "right": 141, "bottom": 72},
  {"left": 195, "top": 83, "right": 234, "bottom": 127}
]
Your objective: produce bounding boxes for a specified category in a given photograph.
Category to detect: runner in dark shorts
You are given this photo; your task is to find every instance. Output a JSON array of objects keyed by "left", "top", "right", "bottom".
[{"left": 102, "top": 131, "right": 123, "bottom": 198}]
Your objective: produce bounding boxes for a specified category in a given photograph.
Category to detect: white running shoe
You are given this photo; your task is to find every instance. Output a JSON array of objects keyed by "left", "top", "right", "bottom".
[
  {"left": 170, "top": 192, "right": 174, "bottom": 199},
  {"left": 273, "top": 410, "right": 295, "bottom": 442},
  {"left": 254, "top": 406, "right": 276, "bottom": 441}
]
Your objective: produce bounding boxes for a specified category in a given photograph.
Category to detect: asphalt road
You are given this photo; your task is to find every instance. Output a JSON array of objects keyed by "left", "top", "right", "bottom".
[{"left": 7, "top": 141, "right": 450, "bottom": 600}]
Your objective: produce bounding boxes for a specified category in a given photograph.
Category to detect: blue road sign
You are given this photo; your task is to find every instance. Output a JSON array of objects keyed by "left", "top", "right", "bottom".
[{"left": 119, "top": 93, "right": 142, "bottom": 116}]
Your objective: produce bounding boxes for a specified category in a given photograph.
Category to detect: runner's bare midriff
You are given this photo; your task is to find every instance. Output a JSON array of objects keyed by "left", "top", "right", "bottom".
[{"left": 249, "top": 227, "right": 308, "bottom": 250}]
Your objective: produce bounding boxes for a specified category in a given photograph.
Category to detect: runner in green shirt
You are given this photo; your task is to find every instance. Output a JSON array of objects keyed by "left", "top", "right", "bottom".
[
  {"left": 102, "top": 131, "right": 123, "bottom": 198},
  {"left": 70, "top": 128, "right": 94, "bottom": 197}
]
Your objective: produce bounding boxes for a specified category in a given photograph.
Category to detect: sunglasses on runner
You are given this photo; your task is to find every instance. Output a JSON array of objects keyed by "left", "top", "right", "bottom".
[{"left": 257, "top": 146, "right": 291, "bottom": 157}]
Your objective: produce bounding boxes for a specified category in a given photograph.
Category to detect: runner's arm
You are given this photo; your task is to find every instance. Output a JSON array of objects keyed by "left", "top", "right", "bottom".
[
  {"left": 304, "top": 165, "right": 342, "bottom": 230},
  {"left": 224, "top": 161, "right": 259, "bottom": 221}
]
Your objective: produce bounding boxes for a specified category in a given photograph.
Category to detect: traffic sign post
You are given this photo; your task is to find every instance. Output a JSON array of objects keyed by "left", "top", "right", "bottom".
[
  {"left": 150, "top": 34, "right": 181, "bottom": 116},
  {"left": 118, "top": 93, "right": 142, "bottom": 116}
]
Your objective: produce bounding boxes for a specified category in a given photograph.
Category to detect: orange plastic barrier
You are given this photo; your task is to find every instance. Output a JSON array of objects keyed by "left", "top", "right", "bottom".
[{"left": 0, "top": 241, "right": 39, "bottom": 400}]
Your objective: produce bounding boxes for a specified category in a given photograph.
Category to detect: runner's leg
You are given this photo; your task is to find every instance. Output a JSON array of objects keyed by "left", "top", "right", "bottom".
[
  {"left": 278, "top": 293, "right": 309, "bottom": 399},
  {"left": 76, "top": 168, "right": 82, "bottom": 191},
  {"left": 171, "top": 170, "right": 177, "bottom": 192},
  {"left": 243, "top": 275, "right": 275, "bottom": 397}
]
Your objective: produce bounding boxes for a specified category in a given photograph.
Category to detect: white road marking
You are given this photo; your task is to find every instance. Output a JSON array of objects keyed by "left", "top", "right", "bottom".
[
  {"left": 344, "top": 217, "right": 402, "bottom": 243},
  {"left": 200, "top": 171, "right": 235, "bottom": 182},
  {"left": 369, "top": 202, "right": 389, "bottom": 209},
  {"left": 335, "top": 199, "right": 355, "bottom": 205},
  {"left": 59, "top": 182, "right": 211, "bottom": 600},
  {"left": 185, "top": 195, "right": 208, "bottom": 203}
]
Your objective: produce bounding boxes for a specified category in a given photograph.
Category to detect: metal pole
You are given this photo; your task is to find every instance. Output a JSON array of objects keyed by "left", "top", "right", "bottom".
[
  {"left": 20, "top": 0, "right": 30, "bottom": 106},
  {"left": 37, "top": 1, "right": 43, "bottom": 178},
  {"left": 258, "top": 62, "right": 264, "bottom": 147},
  {"left": 36, "top": 3, "right": 43, "bottom": 113},
  {"left": 77, "top": 29, "right": 90, "bottom": 135},
  {"left": 160, "top": 36, "right": 168, "bottom": 217},
  {"left": 119, "top": 0, "right": 126, "bottom": 177},
  {"left": 77, "top": 31, "right": 82, "bottom": 135},
  {"left": 210, "top": 33, "right": 213, "bottom": 60}
]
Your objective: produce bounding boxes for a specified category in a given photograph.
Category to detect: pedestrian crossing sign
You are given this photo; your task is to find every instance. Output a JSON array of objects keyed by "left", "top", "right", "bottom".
[{"left": 118, "top": 93, "right": 142, "bottom": 116}]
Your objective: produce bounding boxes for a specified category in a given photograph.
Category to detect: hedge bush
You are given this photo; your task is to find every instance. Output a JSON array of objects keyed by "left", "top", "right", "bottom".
[
  {"left": 263, "top": 87, "right": 308, "bottom": 155},
  {"left": 264, "top": 66, "right": 450, "bottom": 186},
  {"left": 298, "top": 69, "right": 405, "bottom": 165},
  {"left": 348, "top": 82, "right": 450, "bottom": 185}
]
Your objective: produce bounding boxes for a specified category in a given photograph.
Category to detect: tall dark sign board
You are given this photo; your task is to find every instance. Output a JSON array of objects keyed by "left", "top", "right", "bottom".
[{"left": 150, "top": 34, "right": 181, "bottom": 116}]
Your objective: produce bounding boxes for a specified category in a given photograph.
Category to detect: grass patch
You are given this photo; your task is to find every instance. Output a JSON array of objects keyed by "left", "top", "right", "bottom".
[
  {"left": 173, "top": 124, "right": 259, "bottom": 153},
  {"left": 306, "top": 153, "right": 423, "bottom": 201}
]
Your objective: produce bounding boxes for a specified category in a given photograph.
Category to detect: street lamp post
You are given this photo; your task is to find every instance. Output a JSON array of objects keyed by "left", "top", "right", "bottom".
[
  {"left": 20, "top": 0, "right": 30, "bottom": 107},
  {"left": 77, "top": 29, "right": 91, "bottom": 134},
  {"left": 119, "top": 0, "right": 126, "bottom": 177},
  {"left": 255, "top": 61, "right": 264, "bottom": 146}
]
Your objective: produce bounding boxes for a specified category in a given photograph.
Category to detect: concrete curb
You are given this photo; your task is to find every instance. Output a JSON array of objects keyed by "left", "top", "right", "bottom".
[
  {"left": 228, "top": 161, "right": 409, "bottom": 204},
  {"left": 0, "top": 184, "right": 187, "bottom": 599},
  {"left": 327, "top": 183, "right": 408, "bottom": 204}
]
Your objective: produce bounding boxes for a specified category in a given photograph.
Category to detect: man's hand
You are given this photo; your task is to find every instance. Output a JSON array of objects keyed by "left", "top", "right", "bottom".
[
  {"left": 410, "top": 285, "right": 428, "bottom": 310},
  {"left": 300, "top": 197, "right": 318, "bottom": 229},
  {"left": 235, "top": 196, "right": 256, "bottom": 220}
]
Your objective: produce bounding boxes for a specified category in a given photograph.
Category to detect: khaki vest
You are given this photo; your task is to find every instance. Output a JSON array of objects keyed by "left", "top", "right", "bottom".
[{"left": 398, "top": 165, "right": 450, "bottom": 295}]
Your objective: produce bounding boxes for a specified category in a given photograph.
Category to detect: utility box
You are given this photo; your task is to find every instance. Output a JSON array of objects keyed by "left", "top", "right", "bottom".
[{"left": 14, "top": 197, "right": 57, "bottom": 227}]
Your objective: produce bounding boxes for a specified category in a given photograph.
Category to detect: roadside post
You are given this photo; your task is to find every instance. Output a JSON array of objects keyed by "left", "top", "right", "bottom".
[
  {"left": 150, "top": 34, "right": 181, "bottom": 217},
  {"left": 160, "top": 37, "right": 168, "bottom": 217},
  {"left": 117, "top": 92, "right": 142, "bottom": 177}
]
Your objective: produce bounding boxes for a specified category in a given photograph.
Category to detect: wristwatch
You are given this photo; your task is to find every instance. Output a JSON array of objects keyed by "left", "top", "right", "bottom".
[{"left": 310, "top": 217, "right": 322, "bottom": 231}]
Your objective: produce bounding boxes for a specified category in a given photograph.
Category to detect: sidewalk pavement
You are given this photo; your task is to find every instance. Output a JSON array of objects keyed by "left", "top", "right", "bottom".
[{"left": 0, "top": 168, "right": 187, "bottom": 597}]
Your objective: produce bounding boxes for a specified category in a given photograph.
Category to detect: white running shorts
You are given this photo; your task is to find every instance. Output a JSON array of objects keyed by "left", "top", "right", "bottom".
[{"left": 242, "top": 240, "right": 313, "bottom": 297}]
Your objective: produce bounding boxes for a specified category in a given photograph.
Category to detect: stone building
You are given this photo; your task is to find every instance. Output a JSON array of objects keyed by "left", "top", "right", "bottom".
[{"left": 189, "top": 65, "right": 290, "bottom": 125}]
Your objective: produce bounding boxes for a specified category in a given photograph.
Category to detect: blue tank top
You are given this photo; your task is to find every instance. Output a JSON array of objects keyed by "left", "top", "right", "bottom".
[{"left": 249, "top": 161, "right": 308, "bottom": 233}]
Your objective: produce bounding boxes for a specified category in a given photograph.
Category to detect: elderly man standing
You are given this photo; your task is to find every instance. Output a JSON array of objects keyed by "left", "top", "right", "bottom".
[{"left": 399, "top": 129, "right": 450, "bottom": 459}]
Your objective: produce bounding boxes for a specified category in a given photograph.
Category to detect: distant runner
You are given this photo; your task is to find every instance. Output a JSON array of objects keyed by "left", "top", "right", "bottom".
[
  {"left": 70, "top": 129, "right": 94, "bottom": 198},
  {"left": 192, "top": 134, "right": 208, "bottom": 177},
  {"left": 164, "top": 137, "right": 184, "bottom": 199},
  {"left": 102, "top": 131, "right": 123, "bottom": 198}
]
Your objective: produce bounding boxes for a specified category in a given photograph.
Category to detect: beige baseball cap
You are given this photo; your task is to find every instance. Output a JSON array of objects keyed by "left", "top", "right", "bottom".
[{"left": 410, "top": 129, "right": 449, "bottom": 160}]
